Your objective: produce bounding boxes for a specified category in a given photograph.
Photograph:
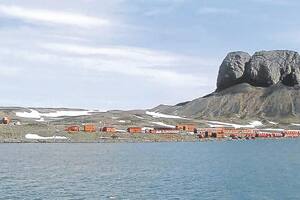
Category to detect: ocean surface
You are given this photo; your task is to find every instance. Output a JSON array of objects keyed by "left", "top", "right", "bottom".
[{"left": 1, "top": 140, "right": 300, "bottom": 200}]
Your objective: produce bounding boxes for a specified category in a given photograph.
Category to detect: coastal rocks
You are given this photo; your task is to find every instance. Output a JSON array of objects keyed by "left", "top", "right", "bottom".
[
  {"left": 217, "top": 51, "right": 251, "bottom": 90},
  {"left": 217, "top": 50, "right": 300, "bottom": 90}
]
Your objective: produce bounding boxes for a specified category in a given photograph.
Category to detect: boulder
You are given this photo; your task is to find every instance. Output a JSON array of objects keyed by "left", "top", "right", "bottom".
[
  {"left": 281, "top": 68, "right": 300, "bottom": 86},
  {"left": 217, "top": 51, "right": 251, "bottom": 90},
  {"left": 244, "top": 50, "right": 300, "bottom": 87}
]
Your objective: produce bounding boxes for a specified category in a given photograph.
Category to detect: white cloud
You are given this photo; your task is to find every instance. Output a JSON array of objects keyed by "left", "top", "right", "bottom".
[
  {"left": 0, "top": 4, "right": 110, "bottom": 28},
  {"left": 144, "top": 7, "right": 174, "bottom": 17},
  {"left": 0, "top": 66, "right": 21, "bottom": 77},
  {"left": 41, "top": 43, "right": 176, "bottom": 63},
  {"left": 38, "top": 42, "right": 213, "bottom": 87},
  {"left": 0, "top": 1, "right": 222, "bottom": 108},
  {"left": 250, "top": 0, "right": 294, "bottom": 5},
  {"left": 268, "top": 30, "right": 300, "bottom": 46},
  {"left": 197, "top": 7, "right": 238, "bottom": 15},
  {"left": 0, "top": 41, "right": 213, "bottom": 87}
]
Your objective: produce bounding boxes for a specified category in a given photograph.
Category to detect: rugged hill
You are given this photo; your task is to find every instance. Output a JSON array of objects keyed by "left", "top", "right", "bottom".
[{"left": 153, "top": 50, "right": 300, "bottom": 122}]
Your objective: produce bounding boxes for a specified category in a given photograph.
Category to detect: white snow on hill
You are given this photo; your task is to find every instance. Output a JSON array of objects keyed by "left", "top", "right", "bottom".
[
  {"left": 135, "top": 115, "right": 144, "bottom": 119},
  {"left": 25, "top": 134, "right": 67, "bottom": 140},
  {"left": 142, "top": 127, "right": 154, "bottom": 131},
  {"left": 250, "top": 121, "right": 263, "bottom": 126},
  {"left": 116, "top": 129, "right": 126, "bottom": 133},
  {"left": 207, "top": 120, "right": 263, "bottom": 129},
  {"left": 146, "top": 111, "right": 184, "bottom": 119},
  {"left": 260, "top": 128, "right": 284, "bottom": 131},
  {"left": 268, "top": 121, "right": 279, "bottom": 125},
  {"left": 291, "top": 123, "right": 300, "bottom": 126},
  {"left": 16, "top": 109, "right": 93, "bottom": 119},
  {"left": 36, "top": 118, "right": 45, "bottom": 122},
  {"left": 207, "top": 124, "right": 228, "bottom": 128},
  {"left": 151, "top": 122, "right": 176, "bottom": 128}
]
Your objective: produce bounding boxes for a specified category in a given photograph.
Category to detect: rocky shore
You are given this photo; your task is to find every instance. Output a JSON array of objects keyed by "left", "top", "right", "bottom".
[
  {"left": 0, "top": 124, "right": 199, "bottom": 143},
  {"left": 0, "top": 124, "right": 298, "bottom": 143}
]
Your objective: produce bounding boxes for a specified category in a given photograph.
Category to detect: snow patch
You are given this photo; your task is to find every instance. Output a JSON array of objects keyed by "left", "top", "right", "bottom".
[
  {"left": 260, "top": 128, "right": 284, "bottom": 131},
  {"left": 36, "top": 118, "right": 45, "bottom": 122},
  {"left": 146, "top": 111, "right": 184, "bottom": 119},
  {"left": 268, "top": 121, "right": 279, "bottom": 125},
  {"left": 250, "top": 121, "right": 263, "bottom": 126},
  {"left": 116, "top": 129, "right": 126, "bottom": 133},
  {"left": 16, "top": 109, "right": 93, "bottom": 119},
  {"left": 207, "top": 120, "right": 263, "bottom": 129},
  {"left": 291, "top": 123, "right": 300, "bottom": 126},
  {"left": 135, "top": 115, "right": 144, "bottom": 119},
  {"left": 151, "top": 122, "right": 176, "bottom": 128},
  {"left": 142, "top": 127, "right": 154, "bottom": 131},
  {"left": 118, "top": 120, "right": 126, "bottom": 123},
  {"left": 25, "top": 134, "right": 67, "bottom": 140},
  {"left": 207, "top": 124, "right": 228, "bottom": 128}
]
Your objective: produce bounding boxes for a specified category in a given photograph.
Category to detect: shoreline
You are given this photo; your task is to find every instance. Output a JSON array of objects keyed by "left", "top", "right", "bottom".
[
  {"left": 1, "top": 124, "right": 299, "bottom": 144},
  {"left": 0, "top": 136, "right": 298, "bottom": 144}
]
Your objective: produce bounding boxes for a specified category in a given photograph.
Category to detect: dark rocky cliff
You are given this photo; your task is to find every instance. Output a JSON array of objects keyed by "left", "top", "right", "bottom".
[
  {"left": 217, "top": 50, "right": 300, "bottom": 90},
  {"left": 154, "top": 50, "right": 300, "bottom": 122}
]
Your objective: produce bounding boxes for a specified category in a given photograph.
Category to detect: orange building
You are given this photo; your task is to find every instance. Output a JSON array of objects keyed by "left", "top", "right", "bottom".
[
  {"left": 212, "top": 131, "right": 225, "bottom": 138},
  {"left": 283, "top": 130, "right": 300, "bottom": 137},
  {"left": 255, "top": 131, "right": 283, "bottom": 138},
  {"left": 127, "top": 127, "right": 142, "bottom": 133},
  {"left": 196, "top": 128, "right": 225, "bottom": 138},
  {"left": 256, "top": 132, "right": 272, "bottom": 138},
  {"left": 102, "top": 127, "right": 117, "bottom": 133},
  {"left": 223, "top": 128, "right": 256, "bottom": 137},
  {"left": 176, "top": 124, "right": 196, "bottom": 132},
  {"left": 84, "top": 124, "right": 96, "bottom": 132},
  {"left": 65, "top": 125, "right": 80, "bottom": 133},
  {"left": 2, "top": 117, "right": 10, "bottom": 125}
]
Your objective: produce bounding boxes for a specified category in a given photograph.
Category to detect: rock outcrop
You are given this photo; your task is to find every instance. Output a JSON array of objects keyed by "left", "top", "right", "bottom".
[
  {"left": 217, "top": 51, "right": 251, "bottom": 90},
  {"left": 245, "top": 50, "right": 300, "bottom": 87},
  {"left": 217, "top": 50, "right": 300, "bottom": 90},
  {"left": 153, "top": 83, "right": 300, "bottom": 121},
  {"left": 153, "top": 50, "right": 300, "bottom": 122}
]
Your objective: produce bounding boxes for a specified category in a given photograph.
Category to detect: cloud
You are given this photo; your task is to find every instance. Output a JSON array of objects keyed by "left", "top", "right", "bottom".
[
  {"left": 268, "top": 30, "right": 300, "bottom": 47},
  {"left": 144, "top": 7, "right": 174, "bottom": 17},
  {"left": 41, "top": 43, "right": 177, "bottom": 63},
  {"left": 0, "top": 66, "right": 20, "bottom": 77},
  {"left": 197, "top": 7, "right": 238, "bottom": 15},
  {"left": 27, "top": 42, "right": 215, "bottom": 87},
  {"left": 249, "top": 0, "right": 294, "bottom": 5},
  {"left": 0, "top": 1, "right": 224, "bottom": 108},
  {"left": 143, "top": 1, "right": 184, "bottom": 17},
  {"left": 0, "top": 4, "right": 110, "bottom": 28}
]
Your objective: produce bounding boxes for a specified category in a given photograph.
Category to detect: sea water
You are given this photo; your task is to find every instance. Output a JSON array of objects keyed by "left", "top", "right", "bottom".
[{"left": 1, "top": 140, "right": 300, "bottom": 200}]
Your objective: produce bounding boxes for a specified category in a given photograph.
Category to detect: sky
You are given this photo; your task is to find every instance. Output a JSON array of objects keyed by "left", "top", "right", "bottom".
[{"left": 1, "top": 0, "right": 300, "bottom": 110}]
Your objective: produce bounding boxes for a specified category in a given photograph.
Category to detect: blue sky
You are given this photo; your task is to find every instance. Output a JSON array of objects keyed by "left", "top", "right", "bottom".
[{"left": 0, "top": 0, "right": 300, "bottom": 110}]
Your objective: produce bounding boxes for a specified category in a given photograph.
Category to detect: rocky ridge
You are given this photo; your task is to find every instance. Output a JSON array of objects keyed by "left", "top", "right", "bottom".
[
  {"left": 154, "top": 50, "right": 300, "bottom": 122},
  {"left": 217, "top": 50, "right": 300, "bottom": 90}
]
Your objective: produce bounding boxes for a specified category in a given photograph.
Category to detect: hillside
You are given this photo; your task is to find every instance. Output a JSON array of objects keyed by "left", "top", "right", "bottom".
[
  {"left": 153, "top": 83, "right": 300, "bottom": 122},
  {"left": 153, "top": 50, "right": 300, "bottom": 123}
]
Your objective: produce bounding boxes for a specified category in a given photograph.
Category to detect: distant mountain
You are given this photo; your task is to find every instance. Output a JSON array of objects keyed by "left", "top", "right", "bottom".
[{"left": 153, "top": 50, "right": 300, "bottom": 122}]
